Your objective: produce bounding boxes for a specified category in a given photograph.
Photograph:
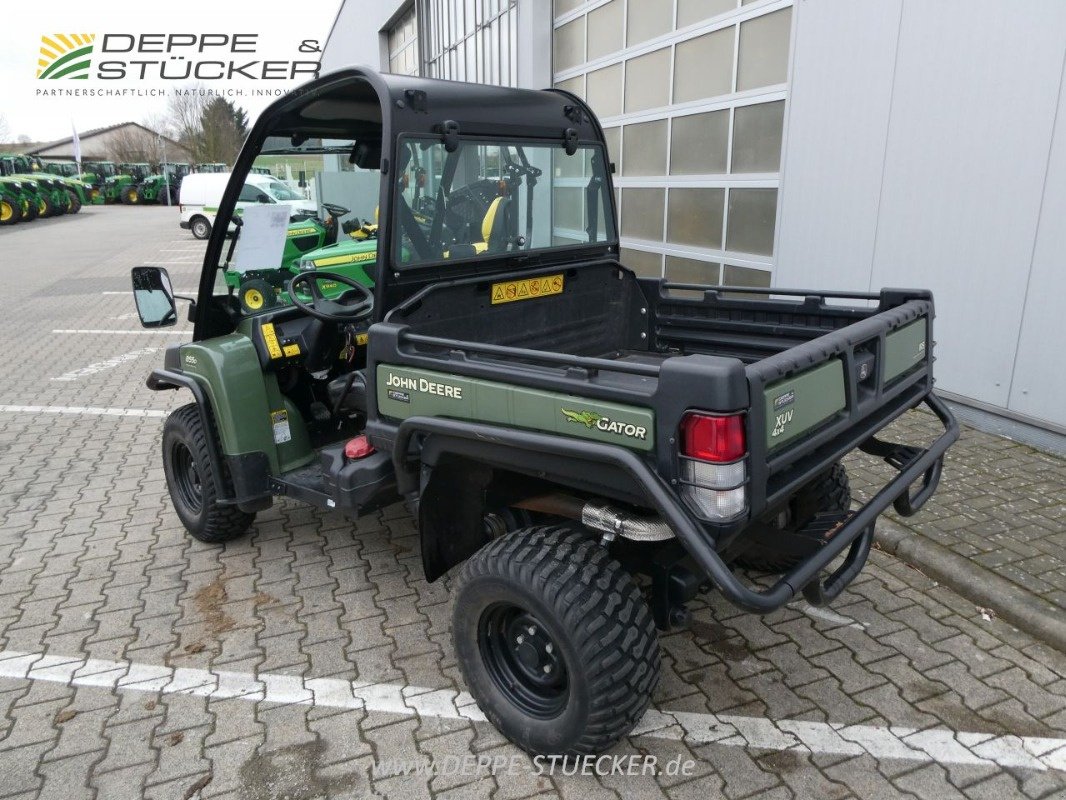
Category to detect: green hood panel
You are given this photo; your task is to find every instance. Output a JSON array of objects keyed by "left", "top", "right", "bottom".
[
  {"left": 179, "top": 333, "right": 314, "bottom": 473},
  {"left": 377, "top": 365, "right": 655, "bottom": 451}
]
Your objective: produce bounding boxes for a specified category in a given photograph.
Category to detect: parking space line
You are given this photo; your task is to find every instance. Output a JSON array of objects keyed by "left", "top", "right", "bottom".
[
  {"left": 0, "top": 405, "right": 167, "bottom": 418},
  {"left": 51, "top": 347, "right": 159, "bottom": 382},
  {"left": 0, "top": 648, "right": 1061, "bottom": 772},
  {"left": 52, "top": 329, "right": 189, "bottom": 336}
]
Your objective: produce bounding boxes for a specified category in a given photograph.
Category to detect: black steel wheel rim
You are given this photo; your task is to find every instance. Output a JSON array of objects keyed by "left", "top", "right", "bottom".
[
  {"left": 478, "top": 602, "right": 569, "bottom": 719},
  {"left": 170, "top": 442, "right": 203, "bottom": 514}
]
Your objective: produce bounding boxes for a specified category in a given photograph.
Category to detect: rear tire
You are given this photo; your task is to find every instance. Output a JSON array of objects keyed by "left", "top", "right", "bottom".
[
  {"left": 66, "top": 190, "right": 81, "bottom": 214},
  {"left": 735, "top": 462, "right": 852, "bottom": 573},
  {"left": 190, "top": 216, "right": 211, "bottom": 239},
  {"left": 453, "top": 526, "right": 660, "bottom": 756},
  {"left": 162, "top": 403, "right": 255, "bottom": 543}
]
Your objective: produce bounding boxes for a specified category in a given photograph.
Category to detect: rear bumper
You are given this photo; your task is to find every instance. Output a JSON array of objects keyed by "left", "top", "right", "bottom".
[{"left": 390, "top": 391, "right": 957, "bottom": 613}]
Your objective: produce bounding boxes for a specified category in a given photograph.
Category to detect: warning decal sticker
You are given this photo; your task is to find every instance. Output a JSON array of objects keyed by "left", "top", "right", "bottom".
[{"left": 490, "top": 274, "right": 564, "bottom": 305}]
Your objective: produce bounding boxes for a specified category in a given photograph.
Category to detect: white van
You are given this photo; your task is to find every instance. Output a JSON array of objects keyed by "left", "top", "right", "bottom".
[{"left": 179, "top": 172, "right": 317, "bottom": 239}]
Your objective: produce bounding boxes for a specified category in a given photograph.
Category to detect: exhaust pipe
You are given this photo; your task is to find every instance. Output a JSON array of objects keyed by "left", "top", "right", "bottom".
[{"left": 515, "top": 494, "right": 674, "bottom": 542}]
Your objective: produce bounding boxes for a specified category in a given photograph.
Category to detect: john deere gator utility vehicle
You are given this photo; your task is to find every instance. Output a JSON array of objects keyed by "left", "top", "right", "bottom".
[
  {"left": 105, "top": 163, "right": 151, "bottom": 204},
  {"left": 132, "top": 68, "right": 957, "bottom": 757}
]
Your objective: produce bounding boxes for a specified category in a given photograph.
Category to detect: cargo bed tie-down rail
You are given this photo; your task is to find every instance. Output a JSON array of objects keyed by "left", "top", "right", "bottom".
[{"left": 391, "top": 393, "right": 958, "bottom": 613}]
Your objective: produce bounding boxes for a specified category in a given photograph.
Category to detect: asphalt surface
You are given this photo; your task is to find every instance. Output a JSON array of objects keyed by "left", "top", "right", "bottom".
[{"left": 1, "top": 206, "right": 1065, "bottom": 800}]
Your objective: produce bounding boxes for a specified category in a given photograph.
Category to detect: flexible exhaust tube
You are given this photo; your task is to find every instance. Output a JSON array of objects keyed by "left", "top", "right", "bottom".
[{"left": 515, "top": 494, "right": 674, "bottom": 542}]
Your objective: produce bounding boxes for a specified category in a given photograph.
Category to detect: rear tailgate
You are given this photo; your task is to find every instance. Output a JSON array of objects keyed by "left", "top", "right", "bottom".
[{"left": 745, "top": 292, "right": 935, "bottom": 516}]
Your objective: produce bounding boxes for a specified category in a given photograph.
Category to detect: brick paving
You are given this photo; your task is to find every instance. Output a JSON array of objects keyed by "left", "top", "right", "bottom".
[
  {"left": 846, "top": 411, "right": 1066, "bottom": 612},
  {"left": 0, "top": 207, "right": 1064, "bottom": 799}
]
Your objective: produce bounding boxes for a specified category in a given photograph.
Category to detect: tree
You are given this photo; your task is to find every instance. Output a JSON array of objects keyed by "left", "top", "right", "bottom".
[
  {"left": 162, "top": 84, "right": 249, "bottom": 165},
  {"left": 197, "top": 98, "right": 249, "bottom": 165},
  {"left": 165, "top": 85, "right": 209, "bottom": 152},
  {"left": 107, "top": 125, "right": 160, "bottom": 165}
]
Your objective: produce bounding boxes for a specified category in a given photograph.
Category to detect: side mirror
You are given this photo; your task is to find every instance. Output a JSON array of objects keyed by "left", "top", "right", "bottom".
[
  {"left": 257, "top": 193, "right": 272, "bottom": 203},
  {"left": 131, "top": 266, "right": 177, "bottom": 328}
]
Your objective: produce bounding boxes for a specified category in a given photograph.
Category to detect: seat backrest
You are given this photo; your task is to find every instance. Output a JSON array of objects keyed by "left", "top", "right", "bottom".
[{"left": 481, "top": 196, "right": 512, "bottom": 252}]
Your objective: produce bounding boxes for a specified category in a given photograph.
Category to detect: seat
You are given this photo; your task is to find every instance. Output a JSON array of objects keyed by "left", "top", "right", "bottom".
[{"left": 327, "top": 370, "right": 368, "bottom": 416}]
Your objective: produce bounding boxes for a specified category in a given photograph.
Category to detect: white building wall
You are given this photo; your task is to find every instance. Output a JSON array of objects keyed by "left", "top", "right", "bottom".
[{"left": 775, "top": 0, "right": 1066, "bottom": 430}]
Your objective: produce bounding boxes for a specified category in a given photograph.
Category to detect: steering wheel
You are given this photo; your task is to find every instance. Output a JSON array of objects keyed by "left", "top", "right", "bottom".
[{"left": 286, "top": 271, "right": 373, "bottom": 323}]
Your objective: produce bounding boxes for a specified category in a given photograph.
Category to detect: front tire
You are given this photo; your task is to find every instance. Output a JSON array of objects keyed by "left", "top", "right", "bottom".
[
  {"left": 453, "top": 526, "right": 660, "bottom": 756},
  {"left": 162, "top": 404, "right": 254, "bottom": 543},
  {"left": 0, "top": 199, "right": 17, "bottom": 225},
  {"left": 190, "top": 216, "right": 211, "bottom": 239}
]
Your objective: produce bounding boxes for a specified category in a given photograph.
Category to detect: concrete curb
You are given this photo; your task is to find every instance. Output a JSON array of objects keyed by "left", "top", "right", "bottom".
[{"left": 874, "top": 519, "right": 1066, "bottom": 654}]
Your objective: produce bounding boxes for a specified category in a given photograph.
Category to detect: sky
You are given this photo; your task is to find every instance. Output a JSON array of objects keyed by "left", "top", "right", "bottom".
[{"left": 1, "top": 1, "right": 344, "bottom": 144}]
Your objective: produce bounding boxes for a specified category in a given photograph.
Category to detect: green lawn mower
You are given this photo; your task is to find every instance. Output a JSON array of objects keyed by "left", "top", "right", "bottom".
[{"left": 227, "top": 203, "right": 379, "bottom": 314}]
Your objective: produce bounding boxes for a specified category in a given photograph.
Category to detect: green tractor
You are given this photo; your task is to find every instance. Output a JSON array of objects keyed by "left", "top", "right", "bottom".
[
  {"left": 138, "top": 163, "right": 190, "bottom": 205},
  {"left": 20, "top": 155, "right": 93, "bottom": 212},
  {"left": 42, "top": 160, "right": 80, "bottom": 178},
  {"left": 197, "top": 163, "right": 228, "bottom": 173},
  {"left": 104, "top": 163, "right": 151, "bottom": 204},
  {"left": 0, "top": 155, "right": 70, "bottom": 216},
  {"left": 0, "top": 179, "right": 28, "bottom": 225},
  {"left": 76, "top": 161, "right": 117, "bottom": 204},
  {"left": 0, "top": 176, "right": 42, "bottom": 222}
]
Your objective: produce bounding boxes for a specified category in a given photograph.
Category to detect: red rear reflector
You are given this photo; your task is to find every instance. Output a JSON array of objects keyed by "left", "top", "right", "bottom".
[
  {"left": 344, "top": 435, "right": 375, "bottom": 460},
  {"left": 679, "top": 413, "right": 746, "bottom": 463}
]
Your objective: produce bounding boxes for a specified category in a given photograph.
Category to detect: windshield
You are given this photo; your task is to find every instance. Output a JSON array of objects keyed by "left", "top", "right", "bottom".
[
  {"left": 210, "top": 136, "right": 381, "bottom": 318},
  {"left": 392, "top": 137, "right": 615, "bottom": 268},
  {"left": 267, "top": 181, "right": 303, "bottom": 201}
]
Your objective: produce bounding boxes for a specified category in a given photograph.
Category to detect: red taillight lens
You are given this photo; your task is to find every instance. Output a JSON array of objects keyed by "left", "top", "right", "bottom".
[{"left": 680, "top": 413, "right": 746, "bottom": 463}]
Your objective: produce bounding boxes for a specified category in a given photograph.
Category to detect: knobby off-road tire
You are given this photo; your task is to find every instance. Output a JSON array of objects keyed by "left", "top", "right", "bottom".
[
  {"left": 162, "top": 403, "right": 255, "bottom": 544},
  {"left": 66, "top": 190, "right": 82, "bottom": 214},
  {"left": 735, "top": 462, "right": 852, "bottom": 573},
  {"left": 453, "top": 526, "right": 660, "bottom": 756}
]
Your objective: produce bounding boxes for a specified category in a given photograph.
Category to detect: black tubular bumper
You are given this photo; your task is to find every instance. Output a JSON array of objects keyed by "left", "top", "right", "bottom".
[{"left": 392, "top": 392, "right": 958, "bottom": 613}]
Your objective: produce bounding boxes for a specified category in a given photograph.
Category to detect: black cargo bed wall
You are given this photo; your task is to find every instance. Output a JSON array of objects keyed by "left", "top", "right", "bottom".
[
  {"left": 639, "top": 279, "right": 876, "bottom": 364},
  {"left": 385, "top": 262, "right": 651, "bottom": 357}
]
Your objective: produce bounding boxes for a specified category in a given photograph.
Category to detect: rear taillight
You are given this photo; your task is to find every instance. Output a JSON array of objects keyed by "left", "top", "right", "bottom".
[
  {"left": 678, "top": 412, "right": 748, "bottom": 522},
  {"left": 680, "top": 413, "right": 745, "bottom": 462}
]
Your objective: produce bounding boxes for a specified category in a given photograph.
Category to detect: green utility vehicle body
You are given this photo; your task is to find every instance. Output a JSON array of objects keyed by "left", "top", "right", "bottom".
[
  {"left": 133, "top": 68, "right": 958, "bottom": 757},
  {"left": 0, "top": 178, "right": 39, "bottom": 221}
]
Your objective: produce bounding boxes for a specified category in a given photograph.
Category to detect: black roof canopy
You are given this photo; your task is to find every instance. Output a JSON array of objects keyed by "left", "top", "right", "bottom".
[{"left": 257, "top": 67, "right": 606, "bottom": 147}]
